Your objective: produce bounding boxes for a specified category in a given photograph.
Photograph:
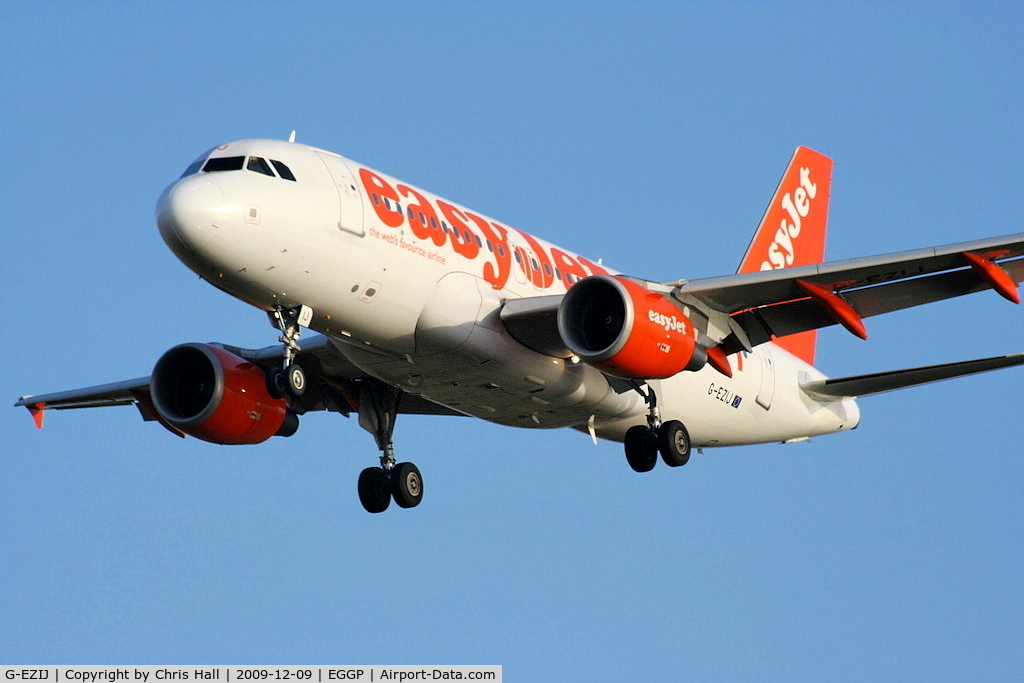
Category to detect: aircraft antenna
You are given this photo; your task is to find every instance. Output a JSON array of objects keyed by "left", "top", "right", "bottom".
[{"left": 288, "top": 130, "right": 297, "bottom": 143}]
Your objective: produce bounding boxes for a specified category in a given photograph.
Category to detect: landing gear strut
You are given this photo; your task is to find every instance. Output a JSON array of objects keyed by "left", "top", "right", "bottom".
[
  {"left": 623, "top": 383, "right": 691, "bottom": 471},
  {"left": 355, "top": 379, "right": 424, "bottom": 513},
  {"left": 266, "top": 305, "right": 310, "bottom": 398}
]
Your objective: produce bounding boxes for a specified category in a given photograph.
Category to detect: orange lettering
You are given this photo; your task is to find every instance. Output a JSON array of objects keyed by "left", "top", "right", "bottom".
[
  {"left": 550, "top": 248, "right": 588, "bottom": 287},
  {"left": 516, "top": 230, "right": 555, "bottom": 289},
  {"left": 578, "top": 255, "right": 608, "bottom": 276},
  {"left": 398, "top": 184, "right": 445, "bottom": 247},
  {"left": 436, "top": 200, "right": 480, "bottom": 260},
  {"left": 359, "top": 168, "right": 404, "bottom": 228},
  {"left": 468, "top": 213, "right": 511, "bottom": 290}
]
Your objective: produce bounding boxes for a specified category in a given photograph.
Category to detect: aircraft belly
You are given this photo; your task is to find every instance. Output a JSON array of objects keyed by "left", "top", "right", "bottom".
[{"left": 336, "top": 316, "right": 644, "bottom": 430}]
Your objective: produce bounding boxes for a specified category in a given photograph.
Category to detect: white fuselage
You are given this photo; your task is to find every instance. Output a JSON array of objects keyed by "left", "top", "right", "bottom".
[{"left": 156, "top": 139, "right": 860, "bottom": 447}]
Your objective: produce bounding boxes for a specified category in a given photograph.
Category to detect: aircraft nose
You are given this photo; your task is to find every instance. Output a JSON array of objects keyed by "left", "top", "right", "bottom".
[{"left": 156, "top": 177, "right": 225, "bottom": 253}]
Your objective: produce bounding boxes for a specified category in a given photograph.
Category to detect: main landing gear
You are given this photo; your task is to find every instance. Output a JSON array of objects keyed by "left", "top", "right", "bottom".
[
  {"left": 623, "top": 383, "right": 691, "bottom": 472},
  {"left": 261, "top": 306, "right": 422, "bottom": 514},
  {"left": 355, "top": 379, "right": 424, "bottom": 513},
  {"left": 266, "top": 305, "right": 310, "bottom": 399}
]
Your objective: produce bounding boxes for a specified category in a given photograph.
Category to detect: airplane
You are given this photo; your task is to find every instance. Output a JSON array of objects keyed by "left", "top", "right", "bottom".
[{"left": 16, "top": 137, "right": 1024, "bottom": 513}]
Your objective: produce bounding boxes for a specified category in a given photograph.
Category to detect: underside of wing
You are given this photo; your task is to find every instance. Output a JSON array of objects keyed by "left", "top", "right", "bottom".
[
  {"left": 15, "top": 333, "right": 461, "bottom": 431},
  {"left": 671, "top": 232, "right": 1024, "bottom": 351},
  {"left": 15, "top": 377, "right": 152, "bottom": 425},
  {"left": 499, "top": 294, "right": 569, "bottom": 357}
]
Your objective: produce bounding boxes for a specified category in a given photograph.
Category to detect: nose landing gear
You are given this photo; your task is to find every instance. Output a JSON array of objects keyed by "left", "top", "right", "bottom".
[{"left": 266, "top": 305, "right": 311, "bottom": 398}]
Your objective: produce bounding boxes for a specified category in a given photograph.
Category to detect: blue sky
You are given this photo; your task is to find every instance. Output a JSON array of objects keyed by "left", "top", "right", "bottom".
[{"left": 2, "top": 2, "right": 1023, "bottom": 679}]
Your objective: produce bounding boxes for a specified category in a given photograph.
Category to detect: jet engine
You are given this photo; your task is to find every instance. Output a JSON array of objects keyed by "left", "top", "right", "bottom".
[
  {"left": 150, "top": 343, "right": 298, "bottom": 444},
  {"left": 557, "top": 275, "right": 706, "bottom": 380}
]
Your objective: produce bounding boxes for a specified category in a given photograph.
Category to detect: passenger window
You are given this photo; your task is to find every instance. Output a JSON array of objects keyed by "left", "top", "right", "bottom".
[
  {"left": 247, "top": 157, "right": 275, "bottom": 177},
  {"left": 270, "top": 159, "right": 297, "bottom": 181},
  {"left": 203, "top": 156, "right": 245, "bottom": 172}
]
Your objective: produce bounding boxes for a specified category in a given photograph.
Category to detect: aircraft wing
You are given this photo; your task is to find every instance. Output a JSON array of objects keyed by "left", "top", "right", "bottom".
[
  {"left": 15, "top": 377, "right": 151, "bottom": 411},
  {"left": 670, "top": 232, "right": 1024, "bottom": 349},
  {"left": 15, "top": 333, "right": 460, "bottom": 430}
]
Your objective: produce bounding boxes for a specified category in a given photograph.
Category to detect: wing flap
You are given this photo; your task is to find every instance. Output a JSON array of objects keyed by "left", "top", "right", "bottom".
[
  {"left": 676, "top": 233, "right": 1024, "bottom": 311},
  {"left": 800, "top": 353, "right": 1024, "bottom": 400},
  {"left": 733, "top": 258, "right": 1024, "bottom": 345},
  {"left": 672, "top": 233, "right": 1024, "bottom": 346}
]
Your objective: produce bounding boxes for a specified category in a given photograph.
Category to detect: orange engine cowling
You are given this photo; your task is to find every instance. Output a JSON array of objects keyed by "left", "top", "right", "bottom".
[
  {"left": 150, "top": 343, "right": 297, "bottom": 444},
  {"left": 557, "top": 275, "right": 706, "bottom": 380}
]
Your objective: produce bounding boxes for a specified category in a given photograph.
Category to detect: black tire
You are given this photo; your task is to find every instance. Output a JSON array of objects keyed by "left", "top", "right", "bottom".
[
  {"left": 391, "top": 462, "right": 424, "bottom": 508},
  {"left": 286, "top": 363, "right": 306, "bottom": 397},
  {"left": 624, "top": 425, "right": 658, "bottom": 473},
  {"left": 358, "top": 466, "right": 391, "bottom": 513},
  {"left": 266, "top": 366, "right": 288, "bottom": 399},
  {"left": 658, "top": 420, "right": 691, "bottom": 467}
]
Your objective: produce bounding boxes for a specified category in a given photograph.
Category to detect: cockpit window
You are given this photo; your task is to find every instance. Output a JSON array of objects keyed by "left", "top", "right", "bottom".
[
  {"left": 180, "top": 147, "right": 215, "bottom": 178},
  {"left": 203, "top": 156, "right": 245, "bottom": 172},
  {"left": 184, "top": 152, "right": 296, "bottom": 181},
  {"left": 246, "top": 156, "right": 275, "bottom": 177},
  {"left": 181, "top": 158, "right": 206, "bottom": 178},
  {"left": 271, "top": 159, "right": 296, "bottom": 181}
]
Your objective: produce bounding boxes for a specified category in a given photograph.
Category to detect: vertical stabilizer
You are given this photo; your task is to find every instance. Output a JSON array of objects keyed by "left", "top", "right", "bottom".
[{"left": 737, "top": 146, "right": 833, "bottom": 365}]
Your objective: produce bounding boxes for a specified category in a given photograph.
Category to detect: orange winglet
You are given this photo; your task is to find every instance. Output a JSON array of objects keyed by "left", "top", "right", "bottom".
[
  {"left": 27, "top": 402, "right": 46, "bottom": 429},
  {"left": 796, "top": 280, "right": 868, "bottom": 340},
  {"left": 705, "top": 345, "right": 733, "bottom": 378},
  {"left": 963, "top": 252, "right": 1020, "bottom": 304}
]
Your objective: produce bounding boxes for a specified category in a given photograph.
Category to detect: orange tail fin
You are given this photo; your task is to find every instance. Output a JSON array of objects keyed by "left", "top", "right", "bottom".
[{"left": 736, "top": 146, "right": 833, "bottom": 365}]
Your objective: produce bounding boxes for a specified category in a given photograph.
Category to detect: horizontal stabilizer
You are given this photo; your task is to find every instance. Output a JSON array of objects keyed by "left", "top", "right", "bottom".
[{"left": 800, "top": 353, "right": 1024, "bottom": 400}]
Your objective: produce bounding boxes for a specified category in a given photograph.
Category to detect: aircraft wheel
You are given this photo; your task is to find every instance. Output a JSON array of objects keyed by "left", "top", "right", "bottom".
[
  {"left": 659, "top": 420, "right": 691, "bottom": 467},
  {"left": 358, "top": 466, "right": 391, "bottom": 513},
  {"left": 391, "top": 462, "right": 424, "bottom": 508},
  {"left": 624, "top": 425, "right": 658, "bottom": 473},
  {"left": 286, "top": 362, "right": 306, "bottom": 397},
  {"left": 266, "top": 366, "right": 288, "bottom": 399}
]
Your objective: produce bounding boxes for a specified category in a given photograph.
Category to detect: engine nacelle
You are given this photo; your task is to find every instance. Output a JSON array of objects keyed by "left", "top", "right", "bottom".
[
  {"left": 557, "top": 275, "right": 706, "bottom": 380},
  {"left": 150, "top": 343, "right": 297, "bottom": 444}
]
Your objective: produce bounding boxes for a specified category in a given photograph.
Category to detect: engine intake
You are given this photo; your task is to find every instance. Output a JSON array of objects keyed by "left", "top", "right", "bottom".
[
  {"left": 557, "top": 275, "right": 706, "bottom": 379},
  {"left": 151, "top": 343, "right": 296, "bottom": 444}
]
